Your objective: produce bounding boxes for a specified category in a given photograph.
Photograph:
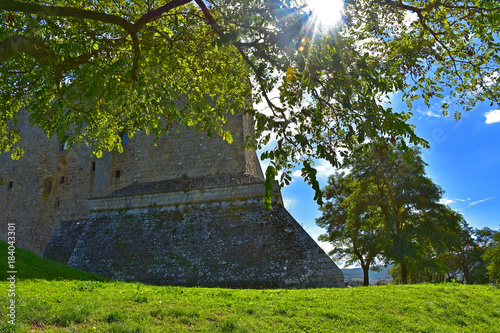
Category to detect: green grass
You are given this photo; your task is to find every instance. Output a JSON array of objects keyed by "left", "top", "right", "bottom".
[
  {"left": 1, "top": 242, "right": 499, "bottom": 332},
  {"left": 1, "top": 281, "right": 499, "bottom": 332}
]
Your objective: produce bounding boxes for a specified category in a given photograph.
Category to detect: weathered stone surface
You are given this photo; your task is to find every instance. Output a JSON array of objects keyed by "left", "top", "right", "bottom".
[
  {"left": 104, "top": 171, "right": 264, "bottom": 198},
  {"left": 2, "top": 110, "right": 344, "bottom": 288},
  {"left": 43, "top": 200, "right": 344, "bottom": 288},
  {"left": 0, "top": 112, "right": 262, "bottom": 253},
  {"left": 88, "top": 180, "right": 279, "bottom": 212}
]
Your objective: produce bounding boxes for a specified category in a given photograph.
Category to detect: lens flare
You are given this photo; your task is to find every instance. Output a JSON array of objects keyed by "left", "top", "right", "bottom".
[{"left": 306, "top": 0, "right": 344, "bottom": 28}]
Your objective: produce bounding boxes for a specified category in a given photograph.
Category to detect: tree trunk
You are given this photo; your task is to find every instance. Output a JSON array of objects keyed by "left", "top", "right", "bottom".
[
  {"left": 362, "top": 264, "right": 370, "bottom": 286},
  {"left": 401, "top": 262, "right": 408, "bottom": 284},
  {"left": 463, "top": 268, "right": 469, "bottom": 284}
]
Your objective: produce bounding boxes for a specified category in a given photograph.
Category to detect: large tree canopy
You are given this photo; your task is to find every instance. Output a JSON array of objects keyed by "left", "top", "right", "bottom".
[
  {"left": 317, "top": 143, "right": 464, "bottom": 284},
  {"left": 316, "top": 171, "right": 384, "bottom": 286},
  {"left": 1, "top": 0, "right": 499, "bottom": 205}
]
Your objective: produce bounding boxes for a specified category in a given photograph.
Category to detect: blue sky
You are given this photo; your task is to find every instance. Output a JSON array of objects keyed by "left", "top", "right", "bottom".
[
  {"left": 253, "top": 0, "right": 500, "bottom": 266},
  {"left": 257, "top": 96, "right": 500, "bottom": 265}
]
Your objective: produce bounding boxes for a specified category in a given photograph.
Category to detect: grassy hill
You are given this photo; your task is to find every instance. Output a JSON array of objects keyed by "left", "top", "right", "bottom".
[
  {"left": 0, "top": 241, "right": 108, "bottom": 281},
  {"left": 1, "top": 242, "right": 499, "bottom": 332}
]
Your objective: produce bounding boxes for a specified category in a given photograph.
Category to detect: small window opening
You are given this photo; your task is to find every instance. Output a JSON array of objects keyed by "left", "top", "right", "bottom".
[
  {"left": 120, "top": 133, "right": 128, "bottom": 144},
  {"left": 58, "top": 139, "right": 69, "bottom": 151},
  {"left": 8, "top": 181, "right": 13, "bottom": 189},
  {"left": 115, "top": 170, "right": 121, "bottom": 178},
  {"left": 91, "top": 162, "right": 96, "bottom": 171},
  {"left": 56, "top": 200, "right": 60, "bottom": 208},
  {"left": 60, "top": 176, "right": 65, "bottom": 184}
]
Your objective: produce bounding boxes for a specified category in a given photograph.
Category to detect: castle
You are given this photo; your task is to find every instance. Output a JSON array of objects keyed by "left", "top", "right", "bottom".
[{"left": 0, "top": 111, "right": 344, "bottom": 288}]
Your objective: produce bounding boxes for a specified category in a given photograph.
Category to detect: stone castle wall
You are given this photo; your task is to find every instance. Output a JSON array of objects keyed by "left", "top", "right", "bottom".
[
  {"left": 1, "top": 110, "right": 345, "bottom": 288},
  {"left": 42, "top": 198, "right": 345, "bottom": 288},
  {"left": 0, "top": 112, "right": 262, "bottom": 253}
]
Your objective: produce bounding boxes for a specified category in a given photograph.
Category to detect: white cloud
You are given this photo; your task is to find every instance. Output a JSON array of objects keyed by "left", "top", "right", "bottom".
[
  {"left": 485, "top": 110, "right": 500, "bottom": 124},
  {"left": 290, "top": 160, "right": 336, "bottom": 181},
  {"left": 416, "top": 106, "right": 442, "bottom": 118},
  {"left": 276, "top": 171, "right": 283, "bottom": 182},
  {"left": 484, "top": 72, "right": 499, "bottom": 88},
  {"left": 292, "top": 170, "right": 302, "bottom": 178},
  {"left": 315, "top": 159, "right": 337, "bottom": 179},
  {"left": 317, "top": 240, "right": 334, "bottom": 256},
  {"left": 290, "top": 159, "right": 352, "bottom": 184},
  {"left": 440, "top": 198, "right": 453, "bottom": 205},
  {"left": 404, "top": 11, "right": 418, "bottom": 27},
  {"left": 283, "top": 198, "right": 297, "bottom": 210},
  {"left": 469, "top": 196, "right": 496, "bottom": 206},
  {"left": 424, "top": 109, "right": 441, "bottom": 117}
]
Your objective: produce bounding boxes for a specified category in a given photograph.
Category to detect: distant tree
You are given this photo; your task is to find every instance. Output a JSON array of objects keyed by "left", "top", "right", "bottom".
[
  {"left": 454, "top": 222, "right": 479, "bottom": 283},
  {"left": 442, "top": 226, "right": 500, "bottom": 284},
  {"left": 316, "top": 172, "right": 384, "bottom": 286},
  {"left": 482, "top": 228, "right": 500, "bottom": 282},
  {"left": 444, "top": 222, "right": 493, "bottom": 284},
  {"left": 317, "top": 143, "right": 463, "bottom": 284},
  {"left": 389, "top": 206, "right": 463, "bottom": 284}
]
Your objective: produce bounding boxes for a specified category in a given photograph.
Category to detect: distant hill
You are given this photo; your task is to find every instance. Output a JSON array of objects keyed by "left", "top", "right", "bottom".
[{"left": 341, "top": 267, "right": 393, "bottom": 285}]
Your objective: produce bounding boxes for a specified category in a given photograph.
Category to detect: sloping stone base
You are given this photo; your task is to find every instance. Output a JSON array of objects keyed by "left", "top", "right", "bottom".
[{"left": 42, "top": 200, "right": 344, "bottom": 288}]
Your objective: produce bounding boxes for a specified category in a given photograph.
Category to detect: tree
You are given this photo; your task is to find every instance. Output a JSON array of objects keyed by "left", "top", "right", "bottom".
[
  {"left": 344, "top": 0, "right": 500, "bottom": 117},
  {"left": 483, "top": 232, "right": 500, "bottom": 281},
  {"left": 316, "top": 172, "right": 384, "bottom": 286},
  {"left": 317, "top": 143, "right": 463, "bottom": 284},
  {"left": 480, "top": 228, "right": 500, "bottom": 282},
  {"left": 1, "top": 1, "right": 499, "bottom": 204},
  {"left": 444, "top": 222, "right": 492, "bottom": 284}
]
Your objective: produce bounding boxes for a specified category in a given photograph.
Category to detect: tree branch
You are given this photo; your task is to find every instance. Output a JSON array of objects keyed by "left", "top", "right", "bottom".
[
  {"left": 384, "top": 0, "right": 499, "bottom": 16},
  {"left": 1, "top": 0, "right": 200, "bottom": 81},
  {"left": 1, "top": 34, "right": 98, "bottom": 72},
  {"left": 0, "top": 0, "right": 134, "bottom": 32},
  {"left": 0, "top": 35, "right": 54, "bottom": 64},
  {"left": 194, "top": 0, "right": 285, "bottom": 113},
  {"left": 134, "top": 0, "right": 193, "bottom": 32}
]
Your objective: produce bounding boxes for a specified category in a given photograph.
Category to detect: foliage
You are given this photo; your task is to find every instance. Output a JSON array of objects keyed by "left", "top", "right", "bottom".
[
  {"left": 390, "top": 258, "right": 449, "bottom": 284},
  {"left": 3, "top": 1, "right": 499, "bottom": 204},
  {"left": 0, "top": 0, "right": 250, "bottom": 159},
  {"left": 388, "top": 222, "right": 499, "bottom": 285},
  {"left": 450, "top": 222, "right": 484, "bottom": 284},
  {"left": 317, "top": 143, "right": 463, "bottom": 284},
  {"left": 444, "top": 224, "right": 497, "bottom": 284},
  {"left": 483, "top": 228, "right": 500, "bottom": 281},
  {"left": 316, "top": 171, "right": 384, "bottom": 286},
  {"left": 345, "top": 0, "right": 500, "bottom": 117}
]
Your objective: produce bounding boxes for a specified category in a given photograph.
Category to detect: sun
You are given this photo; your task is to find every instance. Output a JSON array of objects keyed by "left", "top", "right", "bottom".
[{"left": 306, "top": 0, "right": 344, "bottom": 28}]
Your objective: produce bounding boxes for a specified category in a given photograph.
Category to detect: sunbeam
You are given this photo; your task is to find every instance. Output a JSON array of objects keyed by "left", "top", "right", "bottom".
[{"left": 306, "top": 0, "right": 344, "bottom": 28}]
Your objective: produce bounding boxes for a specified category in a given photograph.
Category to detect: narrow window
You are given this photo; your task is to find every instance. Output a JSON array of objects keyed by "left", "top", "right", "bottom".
[
  {"left": 60, "top": 176, "right": 65, "bottom": 184},
  {"left": 8, "top": 181, "right": 13, "bottom": 189},
  {"left": 120, "top": 133, "right": 128, "bottom": 144},
  {"left": 56, "top": 200, "right": 60, "bottom": 208},
  {"left": 58, "top": 139, "right": 68, "bottom": 151},
  {"left": 115, "top": 170, "right": 121, "bottom": 178},
  {"left": 91, "top": 162, "right": 96, "bottom": 171}
]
